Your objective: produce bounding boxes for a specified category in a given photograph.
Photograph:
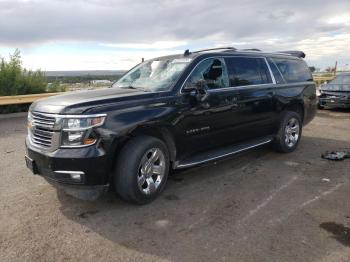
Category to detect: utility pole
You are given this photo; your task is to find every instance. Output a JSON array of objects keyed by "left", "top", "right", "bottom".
[{"left": 334, "top": 61, "right": 337, "bottom": 76}]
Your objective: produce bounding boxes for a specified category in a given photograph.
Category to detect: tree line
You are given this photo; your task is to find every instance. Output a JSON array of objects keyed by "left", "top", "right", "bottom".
[{"left": 0, "top": 49, "right": 47, "bottom": 96}]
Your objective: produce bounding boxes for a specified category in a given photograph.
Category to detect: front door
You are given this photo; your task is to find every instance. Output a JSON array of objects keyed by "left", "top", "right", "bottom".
[{"left": 176, "top": 56, "right": 277, "bottom": 159}]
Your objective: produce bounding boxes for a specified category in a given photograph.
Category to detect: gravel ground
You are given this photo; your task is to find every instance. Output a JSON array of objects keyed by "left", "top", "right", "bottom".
[{"left": 0, "top": 109, "right": 350, "bottom": 262}]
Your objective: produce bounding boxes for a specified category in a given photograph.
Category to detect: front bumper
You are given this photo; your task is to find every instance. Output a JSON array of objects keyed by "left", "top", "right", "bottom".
[
  {"left": 319, "top": 97, "right": 350, "bottom": 108},
  {"left": 25, "top": 137, "right": 111, "bottom": 186}
]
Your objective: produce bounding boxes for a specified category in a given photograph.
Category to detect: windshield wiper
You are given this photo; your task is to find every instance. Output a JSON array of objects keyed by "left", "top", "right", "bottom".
[
  {"left": 121, "top": 85, "right": 138, "bottom": 89},
  {"left": 121, "top": 85, "right": 150, "bottom": 92}
]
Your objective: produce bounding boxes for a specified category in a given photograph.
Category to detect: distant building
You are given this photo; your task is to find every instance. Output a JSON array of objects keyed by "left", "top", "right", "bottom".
[{"left": 90, "top": 80, "right": 112, "bottom": 85}]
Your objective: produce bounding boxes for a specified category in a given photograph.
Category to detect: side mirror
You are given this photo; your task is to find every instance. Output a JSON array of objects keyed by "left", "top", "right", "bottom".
[
  {"left": 183, "top": 80, "right": 210, "bottom": 103},
  {"left": 183, "top": 82, "right": 197, "bottom": 92},
  {"left": 195, "top": 80, "right": 209, "bottom": 102}
]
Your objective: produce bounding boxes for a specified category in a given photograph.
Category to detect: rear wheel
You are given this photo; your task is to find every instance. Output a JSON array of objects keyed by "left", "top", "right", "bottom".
[
  {"left": 114, "top": 136, "right": 169, "bottom": 204},
  {"left": 273, "top": 111, "right": 302, "bottom": 153}
]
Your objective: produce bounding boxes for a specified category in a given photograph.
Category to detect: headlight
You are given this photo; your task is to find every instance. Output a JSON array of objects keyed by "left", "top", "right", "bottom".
[
  {"left": 316, "top": 89, "right": 321, "bottom": 96},
  {"left": 60, "top": 115, "right": 106, "bottom": 147}
]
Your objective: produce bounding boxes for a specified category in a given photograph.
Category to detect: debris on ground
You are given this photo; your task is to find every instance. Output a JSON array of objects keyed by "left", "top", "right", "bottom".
[
  {"left": 284, "top": 161, "right": 300, "bottom": 167},
  {"left": 322, "top": 150, "right": 350, "bottom": 161},
  {"left": 322, "top": 178, "right": 330, "bottom": 182}
]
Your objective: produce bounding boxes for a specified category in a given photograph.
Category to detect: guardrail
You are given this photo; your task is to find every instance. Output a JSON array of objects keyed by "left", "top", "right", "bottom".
[
  {"left": 313, "top": 76, "right": 334, "bottom": 86},
  {"left": 0, "top": 93, "right": 60, "bottom": 106},
  {"left": 0, "top": 75, "right": 337, "bottom": 106}
]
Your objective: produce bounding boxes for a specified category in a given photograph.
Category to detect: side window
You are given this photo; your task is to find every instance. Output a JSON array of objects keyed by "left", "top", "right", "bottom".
[
  {"left": 267, "top": 58, "right": 285, "bottom": 84},
  {"left": 225, "top": 57, "right": 272, "bottom": 87},
  {"left": 272, "top": 58, "right": 313, "bottom": 83},
  {"left": 185, "top": 58, "right": 229, "bottom": 89}
]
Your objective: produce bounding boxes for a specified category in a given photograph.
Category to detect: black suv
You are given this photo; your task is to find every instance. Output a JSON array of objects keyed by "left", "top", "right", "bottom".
[{"left": 25, "top": 47, "right": 316, "bottom": 204}]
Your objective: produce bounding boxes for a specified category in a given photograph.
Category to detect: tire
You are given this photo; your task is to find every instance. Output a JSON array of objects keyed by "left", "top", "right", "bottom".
[
  {"left": 114, "top": 136, "right": 170, "bottom": 204},
  {"left": 318, "top": 103, "right": 325, "bottom": 110},
  {"left": 273, "top": 111, "right": 302, "bottom": 153}
]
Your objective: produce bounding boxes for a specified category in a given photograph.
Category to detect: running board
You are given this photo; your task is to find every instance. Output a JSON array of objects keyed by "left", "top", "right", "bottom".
[{"left": 174, "top": 136, "right": 273, "bottom": 169}]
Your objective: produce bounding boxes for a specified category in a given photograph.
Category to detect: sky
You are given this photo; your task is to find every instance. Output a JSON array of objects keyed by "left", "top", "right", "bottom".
[{"left": 0, "top": 0, "right": 350, "bottom": 71}]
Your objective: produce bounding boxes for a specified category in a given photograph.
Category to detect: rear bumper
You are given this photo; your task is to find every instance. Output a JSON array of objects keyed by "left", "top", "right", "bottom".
[
  {"left": 25, "top": 137, "right": 111, "bottom": 186},
  {"left": 319, "top": 97, "right": 350, "bottom": 108}
]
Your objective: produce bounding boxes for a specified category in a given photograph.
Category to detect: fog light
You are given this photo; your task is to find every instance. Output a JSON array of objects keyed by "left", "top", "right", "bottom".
[
  {"left": 70, "top": 173, "right": 82, "bottom": 181},
  {"left": 54, "top": 171, "right": 84, "bottom": 182}
]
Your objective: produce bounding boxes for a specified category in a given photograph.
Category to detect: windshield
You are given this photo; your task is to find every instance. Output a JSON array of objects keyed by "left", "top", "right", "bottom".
[
  {"left": 112, "top": 57, "right": 192, "bottom": 92},
  {"left": 323, "top": 75, "right": 350, "bottom": 91}
]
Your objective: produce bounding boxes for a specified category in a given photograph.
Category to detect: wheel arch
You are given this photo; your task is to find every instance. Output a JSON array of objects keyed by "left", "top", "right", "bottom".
[
  {"left": 111, "top": 125, "right": 177, "bottom": 164},
  {"left": 282, "top": 102, "right": 305, "bottom": 124},
  {"left": 107, "top": 125, "right": 177, "bottom": 187},
  {"left": 129, "top": 125, "right": 177, "bottom": 162}
]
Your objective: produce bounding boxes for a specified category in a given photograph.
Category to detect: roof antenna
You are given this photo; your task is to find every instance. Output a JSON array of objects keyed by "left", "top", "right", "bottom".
[{"left": 184, "top": 49, "right": 191, "bottom": 56}]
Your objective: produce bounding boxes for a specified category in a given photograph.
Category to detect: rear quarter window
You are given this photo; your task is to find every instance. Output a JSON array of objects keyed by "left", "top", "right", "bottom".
[
  {"left": 267, "top": 58, "right": 285, "bottom": 84},
  {"left": 272, "top": 58, "right": 312, "bottom": 83}
]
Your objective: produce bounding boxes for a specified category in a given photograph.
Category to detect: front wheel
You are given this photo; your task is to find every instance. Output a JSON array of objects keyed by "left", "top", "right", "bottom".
[
  {"left": 318, "top": 103, "right": 325, "bottom": 110},
  {"left": 273, "top": 111, "right": 302, "bottom": 153},
  {"left": 114, "top": 136, "right": 170, "bottom": 204}
]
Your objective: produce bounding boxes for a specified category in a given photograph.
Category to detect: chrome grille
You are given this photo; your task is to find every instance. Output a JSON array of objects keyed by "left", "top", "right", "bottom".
[
  {"left": 32, "top": 127, "right": 54, "bottom": 147},
  {"left": 30, "top": 112, "right": 56, "bottom": 149},
  {"left": 31, "top": 112, "right": 55, "bottom": 128}
]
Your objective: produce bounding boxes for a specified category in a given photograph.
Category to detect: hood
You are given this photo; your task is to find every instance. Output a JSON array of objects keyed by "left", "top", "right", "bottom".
[
  {"left": 320, "top": 83, "right": 350, "bottom": 92},
  {"left": 30, "top": 87, "right": 158, "bottom": 114}
]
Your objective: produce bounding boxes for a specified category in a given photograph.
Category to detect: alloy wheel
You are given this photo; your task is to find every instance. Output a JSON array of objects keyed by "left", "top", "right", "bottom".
[
  {"left": 137, "top": 148, "right": 166, "bottom": 195},
  {"left": 284, "top": 117, "right": 300, "bottom": 148}
]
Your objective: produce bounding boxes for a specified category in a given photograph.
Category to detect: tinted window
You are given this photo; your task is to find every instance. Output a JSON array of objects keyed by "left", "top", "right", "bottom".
[
  {"left": 224, "top": 57, "right": 272, "bottom": 87},
  {"left": 267, "top": 58, "right": 285, "bottom": 84},
  {"left": 272, "top": 58, "right": 312, "bottom": 83},
  {"left": 185, "top": 58, "right": 229, "bottom": 89}
]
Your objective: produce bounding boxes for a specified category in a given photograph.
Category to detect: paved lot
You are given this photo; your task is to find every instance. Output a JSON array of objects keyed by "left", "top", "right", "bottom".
[{"left": 1, "top": 110, "right": 350, "bottom": 262}]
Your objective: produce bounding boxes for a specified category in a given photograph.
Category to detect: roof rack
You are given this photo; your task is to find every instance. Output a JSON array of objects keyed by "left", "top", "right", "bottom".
[
  {"left": 274, "top": 51, "right": 306, "bottom": 58},
  {"left": 184, "top": 47, "right": 236, "bottom": 56},
  {"left": 183, "top": 47, "right": 306, "bottom": 58},
  {"left": 240, "top": 48, "right": 262, "bottom": 52}
]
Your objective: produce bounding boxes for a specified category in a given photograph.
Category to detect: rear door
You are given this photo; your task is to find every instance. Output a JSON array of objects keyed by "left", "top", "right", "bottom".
[{"left": 222, "top": 56, "right": 277, "bottom": 143}]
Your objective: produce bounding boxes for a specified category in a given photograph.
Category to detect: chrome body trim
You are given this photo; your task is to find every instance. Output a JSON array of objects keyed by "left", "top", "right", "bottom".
[
  {"left": 269, "top": 58, "right": 287, "bottom": 84},
  {"left": 180, "top": 55, "right": 275, "bottom": 94},
  {"left": 60, "top": 140, "right": 98, "bottom": 149},
  {"left": 54, "top": 171, "right": 85, "bottom": 175},
  {"left": 31, "top": 112, "right": 107, "bottom": 119},
  {"left": 264, "top": 57, "right": 276, "bottom": 84},
  {"left": 207, "top": 83, "right": 273, "bottom": 93}
]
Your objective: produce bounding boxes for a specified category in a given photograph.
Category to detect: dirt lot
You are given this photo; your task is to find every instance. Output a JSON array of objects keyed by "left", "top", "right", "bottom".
[{"left": 1, "top": 110, "right": 350, "bottom": 262}]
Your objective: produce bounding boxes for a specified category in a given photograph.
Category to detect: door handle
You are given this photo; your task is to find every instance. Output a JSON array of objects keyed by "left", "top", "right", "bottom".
[
  {"left": 231, "top": 102, "right": 239, "bottom": 108},
  {"left": 226, "top": 97, "right": 239, "bottom": 108}
]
